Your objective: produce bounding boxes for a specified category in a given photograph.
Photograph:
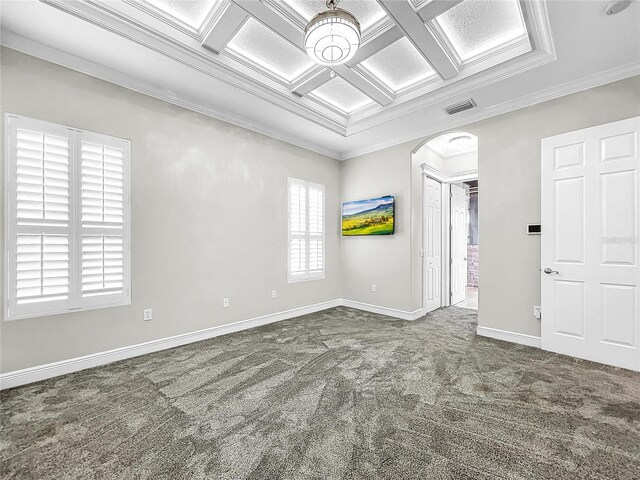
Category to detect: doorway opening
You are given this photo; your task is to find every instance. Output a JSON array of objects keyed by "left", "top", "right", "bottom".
[{"left": 413, "top": 131, "right": 479, "bottom": 314}]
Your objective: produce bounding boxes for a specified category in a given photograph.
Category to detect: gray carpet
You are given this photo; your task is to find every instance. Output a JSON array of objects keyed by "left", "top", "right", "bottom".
[{"left": 1, "top": 306, "right": 639, "bottom": 479}]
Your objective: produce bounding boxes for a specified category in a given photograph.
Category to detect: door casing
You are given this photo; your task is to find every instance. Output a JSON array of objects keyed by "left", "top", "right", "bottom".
[{"left": 422, "top": 170, "right": 477, "bottom": 314}]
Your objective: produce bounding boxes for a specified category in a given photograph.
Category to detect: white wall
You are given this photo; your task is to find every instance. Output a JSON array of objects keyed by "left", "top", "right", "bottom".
[
  {"left": 0, "top": 48, "right": 341, "bottom": 373},
  {"left": 413, "top": 147, "right": 478, "bottom": 178},
  {"left": 342, "top": 75, "right": 640, "bottom": 338}
]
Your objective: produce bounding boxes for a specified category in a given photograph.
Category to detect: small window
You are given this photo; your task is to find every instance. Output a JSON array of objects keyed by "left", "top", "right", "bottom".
[
  {"left": 5, "top": 115, "right": 131, "bottom": 320},
  {"left": 288, "top": 177, "right": 325, "bottom": 282}
]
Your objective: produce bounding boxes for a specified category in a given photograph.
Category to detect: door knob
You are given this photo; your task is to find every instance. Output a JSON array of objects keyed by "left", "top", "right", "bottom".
[{"left": 543, "top": 268, "right": 559, "bottom": 275}]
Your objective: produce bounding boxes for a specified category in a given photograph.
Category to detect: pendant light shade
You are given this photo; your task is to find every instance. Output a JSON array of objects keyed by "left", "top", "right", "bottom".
[{"left": 305, "top": 0, "right": 361, "bottom": 67}]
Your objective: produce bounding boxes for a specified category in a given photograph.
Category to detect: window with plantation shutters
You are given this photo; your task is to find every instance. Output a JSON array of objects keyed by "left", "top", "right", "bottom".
[
  {"left": 5, "top": 115, "right": 131, "bottom": 320},
  {"left": 288, "top": 178, "right": 325, "bottom": 282}
]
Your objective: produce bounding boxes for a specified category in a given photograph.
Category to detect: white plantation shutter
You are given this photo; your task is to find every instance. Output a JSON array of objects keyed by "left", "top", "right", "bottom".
[
  {"left": 288, "top": 178, "right": 325, "bottom": 282},
  {"left": 7, "top": 117, "right": 72, "bottom": 317},
  {"left": 308, "top": 185, "right": 323, "bottom": 274},
  {"left": 78, "top": 132, "right": 128, "bottom": 305},
  {"left": 5, "top": 115, "right": 130, "bottom": 320}
]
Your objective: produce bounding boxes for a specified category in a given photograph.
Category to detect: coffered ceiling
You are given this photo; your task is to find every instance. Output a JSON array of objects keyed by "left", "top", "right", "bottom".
[{"left": 1, "top": 1, "right": 639, "bottom": 159}]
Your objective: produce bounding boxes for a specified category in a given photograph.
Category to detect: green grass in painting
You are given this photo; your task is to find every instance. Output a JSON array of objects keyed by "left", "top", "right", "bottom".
[{"left": 342, "top": 202, "right": 394, "bottom": 236}]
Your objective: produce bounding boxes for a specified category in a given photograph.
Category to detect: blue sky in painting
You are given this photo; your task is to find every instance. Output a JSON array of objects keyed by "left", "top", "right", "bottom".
[{"left": 342, "top": 196, "right": 393, "bottom": 216}]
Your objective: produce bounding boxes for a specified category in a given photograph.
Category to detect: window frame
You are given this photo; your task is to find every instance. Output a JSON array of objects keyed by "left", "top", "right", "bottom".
[
  {"left": 287, "top": 177, "right": 325, "bottom": 283},
  {"left": 4, "top": 114, "right": 131, "bottom": 321}
]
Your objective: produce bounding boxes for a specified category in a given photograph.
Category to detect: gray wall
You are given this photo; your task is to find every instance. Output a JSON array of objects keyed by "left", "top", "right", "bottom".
[
  {"left": 0, "top": 48, "right": 341, "bottom": 373},
  {"left": 2, "top": 46, "right": 639, "bottom": 374},
  {"left": 340, "top": 144, "right": 413, "bottom": 311},
  {"left": 343, "top": 76, "right": 640, "bottom": 337}
]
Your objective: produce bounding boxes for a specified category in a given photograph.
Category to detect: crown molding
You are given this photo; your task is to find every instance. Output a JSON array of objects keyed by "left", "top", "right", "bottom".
[
  {"left": 344, "top": 0, "right": 557, "bottom": 134},
  {"left": 33, "top": 0, "right": 560, "bottom": 138},
  {"left": 340, "top": 61, "right": 640, "bottom": 160},
  {"left": 40, "top": 0, "right": 349, "bottom": 135},
  {"left": 0, "top": 33, "right": 342, "bottom": 160},
  {"left": 4, "top": 32, "right": 637, "bottom": 163}
]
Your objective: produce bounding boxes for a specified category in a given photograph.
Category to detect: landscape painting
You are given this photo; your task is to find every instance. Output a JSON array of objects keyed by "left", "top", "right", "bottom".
[{"left": 342, "top": 196, "right": 395, "bottom": 236}]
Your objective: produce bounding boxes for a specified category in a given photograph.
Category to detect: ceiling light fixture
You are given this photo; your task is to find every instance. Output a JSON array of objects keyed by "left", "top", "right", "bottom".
[
  {"left": 449, "top": 135, "right": 472, "bottom": 145},
  {"left": 305, "top": 0, "right": 361, "bottom": 67},
  {"left": 605, "top": 0, "right": 631, "bottom": 15}
]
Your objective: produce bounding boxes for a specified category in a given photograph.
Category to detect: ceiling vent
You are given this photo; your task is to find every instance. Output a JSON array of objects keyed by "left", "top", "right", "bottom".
[{"left": 445, "top": 99, "right": 476, "bottom": 115}]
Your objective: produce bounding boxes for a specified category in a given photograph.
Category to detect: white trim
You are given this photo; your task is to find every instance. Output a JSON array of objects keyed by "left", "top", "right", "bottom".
[
  {"left": 421, "top": 162, "right": 478, "bottom": 183},
  {"left": 340, "top": 299, "right": 424, "bottom": 321},
  {"left": 0, "top": 298, "right": 455, "bottom": 389},
  {"left": 3, "top": 24, "right": 637, "bottom": 162},
  {"left": 0, "top": 299, "right": 342, "bottom": 390},
  {"left": 341, "top": 61, "right": 640, "bottom": 160},
  {"left": 0, "top": 32, "right": 343, "bottom": 160},
  {"left": 476, "top": 326, "right": 541, "bottom": 348}
]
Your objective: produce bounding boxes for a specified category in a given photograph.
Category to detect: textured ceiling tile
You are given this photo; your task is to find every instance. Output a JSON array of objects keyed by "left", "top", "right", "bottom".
[
  {"left": 360, "top": 37, "right": 435, "bottom": 92},
  {"left": 311, "top": 76, "right": 374, "bottom": 113},
  {"left": 434, "top": 0, "right": 526, "bottom": 61},
  {"left": 282, "top": 0, "right": 387, "bottom": 32},
  {"left": 226, "top": 18, "right": 316, "bottom": 82},
  {"left": 143, "top": 0, "right": 218, "bottom": 29}
]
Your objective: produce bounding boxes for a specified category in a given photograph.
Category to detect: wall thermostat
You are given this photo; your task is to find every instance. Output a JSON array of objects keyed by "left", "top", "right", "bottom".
[{"left": 527, "top": 224, "right": 541, "bottom": 235}]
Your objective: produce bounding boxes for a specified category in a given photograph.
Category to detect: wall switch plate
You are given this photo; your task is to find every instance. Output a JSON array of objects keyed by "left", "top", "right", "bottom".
[
  {"left": 533, "top": 305, "right": 541, "bottom": 319},
  {"left": 371, "top": 284, "right": 376, "bottom": 292},
  {"left": 143, "top": 309, "right": 152, "bottom": 321},
  {"left": 271, "top": 290, "right": 277, "bottom": 299},
  {"left": 223, "top": 298, "right": 230, "bottom": 308}
]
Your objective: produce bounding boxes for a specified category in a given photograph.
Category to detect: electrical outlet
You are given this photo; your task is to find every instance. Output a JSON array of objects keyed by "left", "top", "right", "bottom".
[
  {"left": 272, "top": 290, "right": 277, "bottom": 299},
  {"left": 223, "top": 297, "right": 230, "bottom": 308},
  {"left": 143, "top": 309, "right": 152, "bottom": 321},
  {"left": 533, "top": 305, "right": 541, "bottom": 319},
  {"left": 371, "top": 284, "right": 376, "bottom": 292}
]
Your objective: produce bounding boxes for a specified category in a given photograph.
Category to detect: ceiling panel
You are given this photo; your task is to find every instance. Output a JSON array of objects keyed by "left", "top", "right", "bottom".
[
  {"left": 433, "top": 0, "right": 526, "bottom": 61},
  {"left": 310, "top": 76, "right": 374, "bottom": 113},
  {"left": 359, "top": 37, "right": 436, "bottom": 92},
  {"left": 226, "top": 18, "right": 316, "bottom": 82},
  {"left": 281, "top": 0, "right": 388, "bottom": 32},
  {"left": 142, "top": 0, "right": 219, "bottom": 29}
]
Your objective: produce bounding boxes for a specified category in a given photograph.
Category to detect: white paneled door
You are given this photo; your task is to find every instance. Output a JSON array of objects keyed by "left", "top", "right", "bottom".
[
  {"left": 541, "top": 116, "right": 640, "bottom": 371},
  {"left": 451, "top": 184, "right": 468, "bottom": 305},
  {"left": 424, "top": 176, "right": 442, "bottom": 313}
]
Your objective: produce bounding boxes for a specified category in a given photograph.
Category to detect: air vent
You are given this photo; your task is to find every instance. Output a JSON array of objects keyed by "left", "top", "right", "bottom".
[{"left": 445, "top": 99, "right": 476, "bottom": 115}]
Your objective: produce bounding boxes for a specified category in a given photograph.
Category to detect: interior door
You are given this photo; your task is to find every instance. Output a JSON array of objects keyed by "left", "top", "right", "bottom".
[
  {"left": 424, "top": 176, "right": 442, "bottom": 313},
  {"left": 451, "top": 184, "right": 468, "bottom": 305},
  {"left": 541, "top": 116, "right": 640, "bottom": 371}
]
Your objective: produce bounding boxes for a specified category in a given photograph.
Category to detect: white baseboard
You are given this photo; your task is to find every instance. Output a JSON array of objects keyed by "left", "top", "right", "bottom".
[
  {"left": 340, "top": 299, "right": 424, "bottom": 321},
  {"left": 476, "top": 326, "right": 541, "bottom": 348},
  {"left": 0, "top": 298, "right": 429, "bottom": 390},
  {"left": 0, "top": 299, "right": 341, "bottom": 390}
]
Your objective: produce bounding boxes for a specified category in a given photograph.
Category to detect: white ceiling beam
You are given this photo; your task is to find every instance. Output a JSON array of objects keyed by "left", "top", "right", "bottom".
[
  {"left": 292, "top": 70, "right": 333, "bottom": 97},
  {"left": 232, "top": 0, "right": 303, "bottom": 46},
  {"left": 333, "top": 66, "right": 394, "bottom": 105},
  {"left": 345, "top": 26, "right": 404, "bottom": 67},
  {"left": 233, "top": 0, "right": 393, "bottom": 105},
  {"left": 416, "top": 0, "right": 465, "bottom": 22},
  {"left": 378, "top": 0, "right": 458, "bottom": 80},
  {"left": 201, "top": 3, "right": 248, "bottom": 54}
]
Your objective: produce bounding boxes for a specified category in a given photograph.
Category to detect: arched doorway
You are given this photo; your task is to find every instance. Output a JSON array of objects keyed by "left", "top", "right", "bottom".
[{"left": 412, "top": 131, "right": 479, "bottom": 313}]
